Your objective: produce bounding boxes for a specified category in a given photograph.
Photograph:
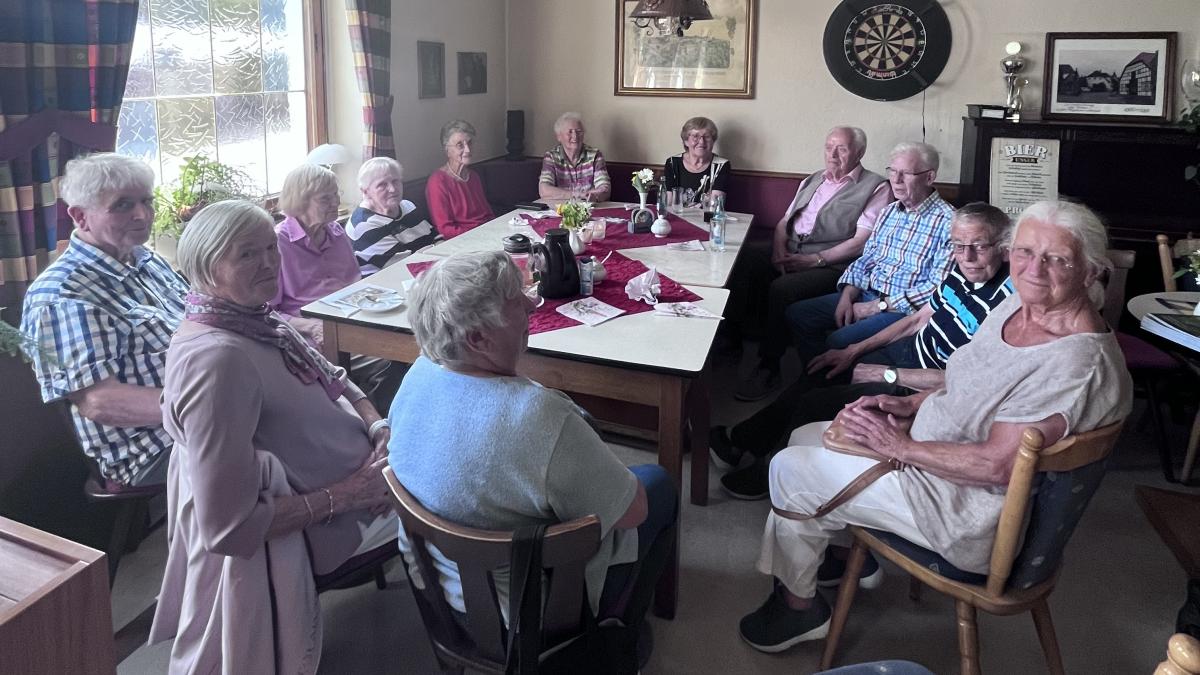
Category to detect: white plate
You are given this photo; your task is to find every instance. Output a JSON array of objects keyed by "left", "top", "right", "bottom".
[{"left": 352, "top": 295, "right": 404, "bottom": 313}]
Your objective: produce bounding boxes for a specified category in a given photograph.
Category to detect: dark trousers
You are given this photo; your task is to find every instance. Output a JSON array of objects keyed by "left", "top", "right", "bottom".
[
  {"left": 725, "top": 239, "right": 842, "bottom": 368},
  {"left": 598, "top": 464, "right": 678, "bottom": 625},
  {"left": 785, "top": 291, "right": 908, "bottom": 365}
]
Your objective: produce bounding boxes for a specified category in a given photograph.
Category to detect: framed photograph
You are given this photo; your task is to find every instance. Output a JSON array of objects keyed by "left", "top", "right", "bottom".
[
  {"left": 1042, "top": 32, "right": 1176, "bottom": 123},
  {"left": 615, "top": 0, "right": 757, "bottom": 98},
  {"left": 457, "top": 52, "right": 487, "bottom": 95},
  {"left": 417, "top": 41, "right": 445, "bottom": 99}
]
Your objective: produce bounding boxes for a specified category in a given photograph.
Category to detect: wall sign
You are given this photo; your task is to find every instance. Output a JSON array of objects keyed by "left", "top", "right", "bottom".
[
  {"left": 988, "top": 138, "right": 1061, "bottom": 216},
  {"left": 822, "top": 0, "right": 952, "bottom": 101}
]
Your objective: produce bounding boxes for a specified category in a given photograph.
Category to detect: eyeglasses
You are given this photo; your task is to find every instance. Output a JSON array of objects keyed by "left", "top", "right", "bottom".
[
  {"left": 885, "top": 167, "right": 934, "bottom": 180},
  {"left": 446, "top": 140, "right": 473, "bottom": 150},
  {"left": 687, "top": 133, "right": 714, "bottom": 142},
  {"left": 947, "top": 241, "right": 996, "bottom": 254},
  {"left": 314, "top": 191, "right": 342, "bottom": 206},
  {"left": 1010, "top": 246, "right": 1076, "bottom": 270}
]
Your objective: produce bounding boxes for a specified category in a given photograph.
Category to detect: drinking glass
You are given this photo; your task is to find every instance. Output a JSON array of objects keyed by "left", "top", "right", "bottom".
[
  {"left": 702, "top": 192, "right": 716, "bottom": 223},
  {"left": 591, "top": 218, "right": 606, "bottom": 241}
]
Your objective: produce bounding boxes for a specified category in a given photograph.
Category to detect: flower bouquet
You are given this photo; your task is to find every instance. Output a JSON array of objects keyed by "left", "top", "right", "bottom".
[
  {"left": 556, "top": 199, "right": 593, "bottom": 230},
  {"left": 631, "top": 167, "right": 657, "bottom": 193}
]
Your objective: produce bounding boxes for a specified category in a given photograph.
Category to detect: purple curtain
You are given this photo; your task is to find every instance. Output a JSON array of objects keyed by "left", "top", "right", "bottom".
[{"left": 344, "top": 0, "right": 394, "bottom": 160}]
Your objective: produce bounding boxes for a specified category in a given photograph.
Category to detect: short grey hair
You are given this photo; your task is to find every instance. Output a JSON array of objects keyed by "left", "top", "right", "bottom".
[
  {"left": 408, "top": 251, "right": 523, "bottom": 367},
  {"left": 680, "top": 117, "right": 719, "bottom": 144},
  {"left": 176, "top": 200, "right": 274, "bottom": 291},
  {"left": 357, "top": 157, "right": 403, "bottom": 190},
  {"left": 553, "top": 112, "right": 584, "bottom": 135},
  {"left": 60, "top": 153, "right": 155, "bottom": 209},
  {"left": 828, "top": 126, "right": 867, "bottom": 156},
  {"left": 890, "top": 141, "right": 940, "bottom": 172},
  {"left": 954, "top": 202, "right": 1010, "bottom": 242},
  {"left": 1007, "top": 200, "right": 1112, "bottom": 276},
  {"left": 278, "top": 163, "right": 338, "bottom": 217},
  {"left": 440, "top": 119, "right": 477, "bottom": 147}
]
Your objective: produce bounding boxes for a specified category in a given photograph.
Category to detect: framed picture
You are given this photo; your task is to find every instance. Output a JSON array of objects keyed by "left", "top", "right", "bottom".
[
  {"left": 457, "top": 52, "right": 487, "bottom": 95},
  {"left": 1042, "top": 32, "right": 1176, "bottom": 123},
  {"left": 417, "top": 41, "right": 445, "bottom": 99},
  {"left": 615, "top": 0, "right": 757, "bottom": 98}
]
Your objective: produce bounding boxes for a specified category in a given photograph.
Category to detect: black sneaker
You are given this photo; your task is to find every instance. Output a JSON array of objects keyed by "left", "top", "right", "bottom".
[
  {"left": 720, "top": 461, "right": 769, "bottom": 501},
  {"left": 709, "top": 425, "right": 744, "bottom": 470},
  {"left": 738, "top": 586, "right": 831, "bottom": 653},
  {"left": 816, "top": 551, "right": 883, "bottom": 590}
]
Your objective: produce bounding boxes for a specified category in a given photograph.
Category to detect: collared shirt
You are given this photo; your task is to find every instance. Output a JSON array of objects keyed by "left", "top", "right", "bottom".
[
  {"left": 838, "top": 190, "right": 955, "bottom": 314},
  {"left": 913, "top": 263, "right": 1014, "bottom": 369},
  {"left": 272, "top": 215, "right": 362, "bottom": 316},
  {"left": 20, "top": 234, "right": 188, "bottom": 484},
  {"left": 789, "top": 165, "right": 893, "bottom": 237},
  {"left": 538, "top": 144, "right": 611, "bottom": 193}
]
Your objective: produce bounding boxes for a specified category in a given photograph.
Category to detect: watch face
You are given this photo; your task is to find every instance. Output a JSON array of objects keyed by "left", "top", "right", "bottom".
[
  {"left": 883, "top": 368, "right": 898, "bottom": 384},
  {"left": 823, "top": 0, "right": 952, "bottom": 101}
]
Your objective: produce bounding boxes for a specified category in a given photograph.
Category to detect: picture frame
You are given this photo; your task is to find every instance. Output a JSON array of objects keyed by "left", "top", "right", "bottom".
[
  {"left": 417, "top": 41, "right": 445, "bottom": 99},
  {"left": 615, "top": 0, "right": 757, "bottom": 99},
  {"left": 457, "top": 52, "right": 487, "bottom": 95},
  {"left": 1042, "top": 32, "right": 1176, "bottom": 124}
]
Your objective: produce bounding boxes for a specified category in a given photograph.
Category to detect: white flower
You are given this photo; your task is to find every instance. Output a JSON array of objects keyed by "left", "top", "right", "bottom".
[{"left": 637, "top": 168, "right": 654, "bottom": 182}]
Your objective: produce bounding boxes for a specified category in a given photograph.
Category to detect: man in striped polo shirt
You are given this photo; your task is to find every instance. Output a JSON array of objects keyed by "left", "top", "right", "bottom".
[
  {"left": 713, "top": 202, "right": 1013, "bottom": 502},
  {"left": 21, "top": 154, "right": 187, "bottom": 486}
]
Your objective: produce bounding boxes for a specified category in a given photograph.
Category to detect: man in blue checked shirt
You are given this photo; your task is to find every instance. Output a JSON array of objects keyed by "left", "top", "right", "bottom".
[
  {"left": 21, "top": 154, "right": 188, "bottom": 487},
  {"left": 738, "top": 142, "right": 955, "bottom": 403}
]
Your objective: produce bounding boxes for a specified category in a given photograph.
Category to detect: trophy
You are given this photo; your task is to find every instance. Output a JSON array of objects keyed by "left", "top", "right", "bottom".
[{"left": 1001, "top": 41, "right": 1027, "bottom": 121}]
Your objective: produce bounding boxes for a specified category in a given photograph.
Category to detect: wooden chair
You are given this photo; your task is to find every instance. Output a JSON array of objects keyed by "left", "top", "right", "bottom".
[
  {"left": 82, "top": 463, "right": 166, "bottom": 585},
  {"left": 383, "top": 466, "right": 601, "bottom": 674},
  {"left": 820, "top": 421, "right": 1125, "bottom": 675},
  {"left": 1156, "top": 633, "right": 1200, "bottom": 675},
  {"left": 1157, "top": 233, "right": 1200, "bottom": 293}
]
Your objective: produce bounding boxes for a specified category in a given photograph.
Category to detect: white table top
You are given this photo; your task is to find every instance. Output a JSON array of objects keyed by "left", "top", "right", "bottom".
[
  {"left": 421, "top": 202, "right": 752, "bottom": 288},
  {"left": 1127, "top": 292, "right": 1200, "bottom": 321},
  {"left": 302, "top": 252, "right": 729, "bottom": 376}
]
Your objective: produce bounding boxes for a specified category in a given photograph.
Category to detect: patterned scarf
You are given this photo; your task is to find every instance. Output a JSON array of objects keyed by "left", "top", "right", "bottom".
[{"left": 184, "top": 291, "right": 346, "bottom": 401}]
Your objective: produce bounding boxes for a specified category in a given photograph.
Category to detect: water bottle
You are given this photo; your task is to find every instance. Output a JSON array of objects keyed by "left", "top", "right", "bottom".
[
  {"left": 710, "top": 194, "right": 726, "bottom": 252},
  {"left": 579, "top": 256, "right": 594, "bottom": 296}
]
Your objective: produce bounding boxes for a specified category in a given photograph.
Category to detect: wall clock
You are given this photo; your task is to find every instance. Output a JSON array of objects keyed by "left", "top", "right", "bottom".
[{"left": 822, "top": 0, "right": 952, "bottom": 101}]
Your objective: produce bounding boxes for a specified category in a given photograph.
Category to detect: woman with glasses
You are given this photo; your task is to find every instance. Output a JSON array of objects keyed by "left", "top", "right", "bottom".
[
  {"left": 538, "top": 112, "right": 611, "bottom": 202},
  {"left": 425, "top": 119, "right": 495, "bottom": 238},
  {"left": 662, "top": 116, "right": 731, "bottom": 203}
]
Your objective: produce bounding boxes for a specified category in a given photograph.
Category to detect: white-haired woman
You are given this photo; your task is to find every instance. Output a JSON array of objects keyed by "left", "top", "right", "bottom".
[
  {"left": 425, "top": 119, "right": 494, "bottom": 238},
  {"left": 538, "top": 112, "right": 611, "bottom": 202},
  {"left": 388, "top": 251, "right": 677, "bottom": 634},
  {"left": 739, "top": 199, "right": 1132, "bottom": 652},
  {"left": 662, "top": 116, "right": 731, "bottom": 202},
  {"left": 347, "top": 156, "right": 441, "bottom": 276},
  {"left": 150, "top": 200, "right": 396, "bottom": 674}
]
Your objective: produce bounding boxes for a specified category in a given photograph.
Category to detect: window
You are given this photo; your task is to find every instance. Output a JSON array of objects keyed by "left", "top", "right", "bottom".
[{"left": 116, "top": 0, "right": 322, "bottom": 194}]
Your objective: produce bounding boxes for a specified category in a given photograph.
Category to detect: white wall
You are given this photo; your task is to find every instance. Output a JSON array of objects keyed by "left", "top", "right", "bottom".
[
  {"left": 326, "top": 0, "right": 509, "bottom": 191},
  {"left": 507, "top": 0, "right": 1198, "bottom": 183}
]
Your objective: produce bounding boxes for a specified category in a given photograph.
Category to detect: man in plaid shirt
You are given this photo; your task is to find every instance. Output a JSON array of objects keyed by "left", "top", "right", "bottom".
[
  {"left": 784, "top": 142, "right": 954, "bottom": 371},
  {"left": 21, "top": 154, "right": 187, "bottom": 486}
]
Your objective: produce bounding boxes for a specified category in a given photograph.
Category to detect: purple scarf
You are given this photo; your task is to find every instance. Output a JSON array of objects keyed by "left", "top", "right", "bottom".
[{"left": 184, "top": 291, "right": 347, "bottom": 401}]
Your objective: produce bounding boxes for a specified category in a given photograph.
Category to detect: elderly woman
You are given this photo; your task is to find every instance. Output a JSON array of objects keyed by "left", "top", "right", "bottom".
[
  {"left": 388, "top": 251, "right": 676, "bottom": 630},
  {"left": 738, "top": 200, "right": 1132, "bottom": 652},
  {"left": 538, "top": 112, "right": 611, "bottom": 202},
  {"left": 424, "top": 119, "right": 494, "bottom": 238},
  {"left": 347, "top": 156, "right": 441, "bottom": 275},
  {"left": 150, "top": 200, "right": 396, "bottom": 674},
  {"left": 662, "top": 116, "right": 731, "bottom": 202}
]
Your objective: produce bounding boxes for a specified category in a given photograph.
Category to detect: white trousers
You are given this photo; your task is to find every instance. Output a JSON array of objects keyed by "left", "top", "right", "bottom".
[{"left": 756, "top": 421, "right": 935, "bottom": 598}]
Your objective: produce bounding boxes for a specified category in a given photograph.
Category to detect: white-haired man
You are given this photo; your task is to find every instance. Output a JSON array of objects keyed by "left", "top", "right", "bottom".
[
  {"left": 21, "top": 153, "right": 188, "bottom": 486},
  {"left": 347, "top": 156, "right": 441, "bottom": 276},
  {"left": 731, "top": 126, "right": 893, "bottom": 401}
]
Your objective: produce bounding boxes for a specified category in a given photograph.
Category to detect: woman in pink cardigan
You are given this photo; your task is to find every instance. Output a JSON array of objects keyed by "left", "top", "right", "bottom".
[{"left": 424, "top": 119, "right": 494, "bottom": 238}]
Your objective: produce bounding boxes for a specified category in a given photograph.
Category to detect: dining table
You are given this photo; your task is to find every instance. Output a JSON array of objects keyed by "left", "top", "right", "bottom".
[{"left": 303, "top": 205, "right": 751, "bottom": 618}]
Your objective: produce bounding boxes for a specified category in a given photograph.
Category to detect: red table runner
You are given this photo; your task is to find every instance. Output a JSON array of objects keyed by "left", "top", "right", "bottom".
[
  {"left": 406, "top": 252, "right": 701, "bottom": 335},
  {"left": 521, "top": 207, "right": 709, "bottom": 255}
]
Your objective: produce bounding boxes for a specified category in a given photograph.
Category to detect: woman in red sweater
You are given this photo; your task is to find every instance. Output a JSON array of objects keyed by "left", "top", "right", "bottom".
[{"left": 424, "top": 119, "right": 495, "bottom": 238}]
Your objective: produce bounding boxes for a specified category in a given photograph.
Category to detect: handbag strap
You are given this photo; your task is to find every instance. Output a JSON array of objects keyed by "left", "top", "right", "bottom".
[
  {"left": 506, "top": 524, "right": 547, "bottom": 675},
  {"left": 771, "top": 458, "right": 905, "bottom": 522}
]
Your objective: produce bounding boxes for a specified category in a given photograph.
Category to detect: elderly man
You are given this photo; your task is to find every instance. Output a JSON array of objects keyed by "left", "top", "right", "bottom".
[
  {"left": 781, "top": 142, "right": 954, "bottom": 380},
  {"left": 731, "top": 126, "right": 892, "bottom": 401},
  {"left": 21, "top": 153, "right": 188, "bottom": 486},
  {"left": 537, "top": 112, "right": 612, "bottom": 202},
  {"left": 713, "top": 203, "right": 1013, "bottom": 501}
]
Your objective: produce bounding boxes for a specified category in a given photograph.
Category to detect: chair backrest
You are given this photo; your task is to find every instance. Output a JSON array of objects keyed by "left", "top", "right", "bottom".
[
  {"left": 985, "top": 421, "right": 1125, "bottom": 595},
  {"left": 382, "top": 466, "right": 601, "bottom": 671},
  {"left": 1160, "top": 233, "right": 1200, "bottom": 293},
  {"left": 1102, "top": 248, "right": 1136, "bottom": 327}
]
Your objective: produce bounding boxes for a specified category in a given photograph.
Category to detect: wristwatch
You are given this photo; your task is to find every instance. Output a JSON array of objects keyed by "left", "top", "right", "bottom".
[
  {"left": 877, "top": 296, "right": 890, "bottom": 312},
  {"left": 883, "top": 367, "right": 899, "bottom": 385},
  {"left": 815, "top": 254, "right": 827, "bottom": 267}
]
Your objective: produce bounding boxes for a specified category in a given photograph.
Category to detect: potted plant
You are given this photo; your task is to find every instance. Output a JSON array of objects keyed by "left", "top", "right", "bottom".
[
  {"left": 0, "top": 311, "right": 38, "bottom": 362},
  {"left": 152, "top": 155, "right": 259, "bottom": 260},
  {"left": 555, "top": 199, "right": 593, "bottom": 254}
]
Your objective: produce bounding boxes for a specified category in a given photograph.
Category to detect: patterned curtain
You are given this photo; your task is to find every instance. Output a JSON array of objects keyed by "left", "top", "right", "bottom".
[
  {"left": 0, "top": 0, "right": 138, "bottom": 320},
  {"left": 344, "top": 0, "right": 394, "bottom": 160}
]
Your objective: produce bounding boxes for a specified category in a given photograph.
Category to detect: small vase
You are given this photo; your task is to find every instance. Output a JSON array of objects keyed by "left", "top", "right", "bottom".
[
  {"left": 638, "top": 191, "right": 648, "bottom": 210},
  {"left": 651, "top": 214, "right": 672, "bottom": 238},
  {"left": 568, "top": 229, "right": 586, "bottom": 255}
]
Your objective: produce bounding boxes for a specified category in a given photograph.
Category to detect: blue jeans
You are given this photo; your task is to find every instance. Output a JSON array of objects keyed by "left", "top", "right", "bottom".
[
  {"left": 598, "top": 464, "right": 678, "bottom": 623},
  {"left": 785, "top": 291, "right": 908, "bottom": 364}
]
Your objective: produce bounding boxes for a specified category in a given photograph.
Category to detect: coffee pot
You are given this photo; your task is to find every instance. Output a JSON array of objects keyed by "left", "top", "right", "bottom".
[{"left": 531, "top": 228, "right": 579, "bottom": 299}]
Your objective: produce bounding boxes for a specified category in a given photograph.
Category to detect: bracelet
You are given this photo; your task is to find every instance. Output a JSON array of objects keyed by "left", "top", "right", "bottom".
[
  {"left": 322, "top": 488, "right": 335, "bottom": 525},
  {"left": 302, "top": 494, "right": 315, "bottom": 528},
  {"left": 368, "top": 419, "right": 390, "bottom": 442}
]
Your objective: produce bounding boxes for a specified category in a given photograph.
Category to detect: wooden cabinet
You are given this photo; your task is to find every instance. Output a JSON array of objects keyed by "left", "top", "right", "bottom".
[{"left": 0, "top": 516, "right": 114, "bottom": 675}]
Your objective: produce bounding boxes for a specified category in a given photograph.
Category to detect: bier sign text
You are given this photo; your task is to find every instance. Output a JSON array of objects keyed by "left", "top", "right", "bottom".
[{"left": 988, "top": 138, "right": 1060, "bottom": 215}]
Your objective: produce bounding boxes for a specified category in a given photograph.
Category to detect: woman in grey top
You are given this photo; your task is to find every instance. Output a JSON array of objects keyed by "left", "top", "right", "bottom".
[{"left": 739, "top": 200, "right": 1132, "bottom": 653}]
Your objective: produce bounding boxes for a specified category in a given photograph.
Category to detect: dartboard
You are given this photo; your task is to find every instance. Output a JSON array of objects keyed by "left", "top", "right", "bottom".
[{"left": 823, "top": 0, "right": 952, "bottom": 101}]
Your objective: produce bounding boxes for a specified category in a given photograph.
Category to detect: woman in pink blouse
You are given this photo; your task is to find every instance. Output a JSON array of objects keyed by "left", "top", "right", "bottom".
[{"left": 424, "top": 119, "right": 494, "bottom": 238}]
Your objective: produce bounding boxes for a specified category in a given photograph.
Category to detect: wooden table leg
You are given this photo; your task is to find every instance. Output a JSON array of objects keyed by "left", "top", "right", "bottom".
[
  {"left": 687, "top": 368, "right": 711, "bottom": 507},
  {"left": 320, "top": 320, "right": 353, "bottom": 370},
  {"left": 652, "top": 380, "right": 685, "bottom": 619},
  {"left": 653, "top": 516, "right": 680, "bottom": 620}
]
